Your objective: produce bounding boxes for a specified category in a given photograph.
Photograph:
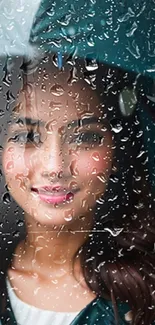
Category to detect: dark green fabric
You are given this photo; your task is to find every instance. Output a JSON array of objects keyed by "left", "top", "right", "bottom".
[
  {"left": 30, "top": 0, "right": 155, "bottom": 79},
  {"left": 70, "top": 297, "right": 131, "bottom": 325}
]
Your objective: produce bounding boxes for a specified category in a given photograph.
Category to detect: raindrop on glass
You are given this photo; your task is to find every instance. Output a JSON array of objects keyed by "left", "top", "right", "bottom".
[
  {"left": 2, "top": 192, "right": 11, "bottom": 204},
  {"left": 50, "top": 84, "right": 64, "bottom": 96},
  {"left": 110, "top": 118, "right": 123, "bottom": 133}
]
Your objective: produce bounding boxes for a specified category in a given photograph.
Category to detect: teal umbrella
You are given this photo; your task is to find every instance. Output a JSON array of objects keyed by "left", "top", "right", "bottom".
[{"left": 29, "top": 0, "right": 155, "bottom": 79}]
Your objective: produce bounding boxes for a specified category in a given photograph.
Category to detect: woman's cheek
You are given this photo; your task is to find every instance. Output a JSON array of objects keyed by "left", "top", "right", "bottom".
[
  {"left": 2, "top": 145, "right": 31, "bottom": 177},
  {"left": 76, "top": 147, "right": 112, "bottom": 176}
]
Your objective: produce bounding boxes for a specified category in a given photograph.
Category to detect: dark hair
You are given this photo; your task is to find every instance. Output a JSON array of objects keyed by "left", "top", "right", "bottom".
[
  {"left": 0, "top": 53, "right": 155, "bottom": 325},
  {"left": 71, "top": 60, "right": 155, "bottom": 325}
]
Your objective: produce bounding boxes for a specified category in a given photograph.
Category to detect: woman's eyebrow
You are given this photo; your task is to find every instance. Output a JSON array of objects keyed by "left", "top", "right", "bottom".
[
  {"left": 12, "top": 116, "right": 105, "bottom": 128},
  {"left": 12, "top": 117, "right": 44, "bottom": 127},
  {"left": 67, "top": 116, "right": 102, "bottom": 128}
]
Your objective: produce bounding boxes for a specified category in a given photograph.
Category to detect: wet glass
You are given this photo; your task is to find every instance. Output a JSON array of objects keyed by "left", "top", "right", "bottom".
[{"left": 0, "top": 1, "right": 155, "bottom": 325}]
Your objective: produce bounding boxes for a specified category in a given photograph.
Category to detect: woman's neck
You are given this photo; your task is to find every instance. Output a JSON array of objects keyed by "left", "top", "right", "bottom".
[{"left": 11, "top": 211, "right": 93, "bottom": 279}]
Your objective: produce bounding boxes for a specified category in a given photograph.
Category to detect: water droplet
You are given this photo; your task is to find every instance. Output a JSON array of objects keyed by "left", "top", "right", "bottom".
[
  {"left": 97, "top": 173, "right": 107, "bottom": 184},
  {"left": 12, "top": 231, "right": 20, "bottom": 238},
  {"left": 108, "top": 195, "right": 118, "bottom": 202},
  {"left": 57, "top": 13, "right": 72, "bottom": 26},
  {"left": 81, "top": 199, "right": 87, "bottom": 208},
  {"left": 15, "top": 174, "right": 27, "bottom": 191},
  {"left": 43, "top": 73, "right": 49, "bottom": 80},
  {"left": 136, "top": 130, "right": 143, "bottom": 138},
  {"left": 91, "top": 152, "right": 100, "bottom": 162},
  {"left": 6, "top": 161, "right": 14, "bottom": 171},
  {"left": 91, "top": 168, "right": 97, "bottom": 174},
  {"left": 0, "top": 110, "right": 4, "bottom": 118},
  {"left": 67, "top": 67, "right": 78, "bottom": 85},
  {"left": 50, "top": 84, "right": 64, "bottom": 96},
  {"left": 52, "top": 279, "right": 58, "bottom": 284},
  {"left": 136, "top": 150, "right": 145, "bottom": 158},
  {"left": 79, "top": 215, "right": 85, "bottom": 221},
  {"left": 2, "top": 69, "right": 12, "bottom": 87},
  {"left": 120, "top": 137, "right": 129, "bottom": 142},
  {"left": 104, "top": 227, "right": 123, "bottom": 237},
  {"left": 85, "top": 57, "right": 98, "bottom": 71},
  {"left": 49, "top": 101, "right": 62, "bottom": 111},
  {"left": 2, "top": 192, "right": 11, "bottom": 204},
  {"left": 64, "top": 214, "right": 73, "bottom": 222},
  {"left": 110, "top": 118, "right": 123, "bottom": 133},
  {"left": 69, "top": 160, "right": 79, "bottom": 176},
  {"left": 84, "top": 74, "right": 96, "bottom": 89},
  {"left": 126, "top": 21, "right": 138, "bottom": 37},
  {"left": 97, "top": 250, "right": 103, "bottom": 256},
  {"left": 53, "top": 247, "right": 67, "bottom": 265},
  {"left": 69, "top": 181, "right": 78, "bottom": 190},
  {"left": 118, "top": 7, "right": 135, "bottom": 23},
  {"left": 45, "top": 121, "right": 53, "bottom": 134},
  {"left": 135, "top": 202, "right": 144, "bottom": 210},
  {"left": 6, "top": 90, "right": 15, "bottom": 111},
  {"left": 12, "top": 103, "right": 22, "bottom": 115},
  {"left": 41, "top": 84, "right": 46, "bottom": 92},
  {"left": 87, "top": 34, "right": 95, "bottom": 47},
  {"left": 34, "top": 287, "right": 41, "bottom": 295},
  {"left": 16, "top": 219, "right": 24, "bottom": 227},
  {"left": 64, "top": 208, "right": 74, "bottom": 222},
  {"left": 7, "top": 146, "right": 14, "bottom": 153},
  {"left": 109, "top": 174, "right": 119, "bottom": 183},
  {"left": 66, "top": 192, "right": 74, "bottom": 203},
  {"left": 126, "top": 41, "right": 140, "bottom": 59}
]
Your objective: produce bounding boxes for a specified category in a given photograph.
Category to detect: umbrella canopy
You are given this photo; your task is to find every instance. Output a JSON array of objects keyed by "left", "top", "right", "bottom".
[{"left": 29, "top": 0, "right": 155, "bottom": 79}]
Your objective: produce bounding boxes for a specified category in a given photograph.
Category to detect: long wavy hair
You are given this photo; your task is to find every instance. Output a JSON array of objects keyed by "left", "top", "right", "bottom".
[
  {"left": 71, "top": 59, "right": 155, "bottom": 325},
  {"left": 0, "top": 53, "right": 155, "bottom": 325}
]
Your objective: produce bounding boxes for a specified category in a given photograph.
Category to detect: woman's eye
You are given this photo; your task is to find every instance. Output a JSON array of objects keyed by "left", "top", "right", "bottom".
[
  {"left": 69, "top": 131, "right": 104, "bottom": 146},
  {"left": 8, "top": 131, "right": 41, "bottom": 146}
]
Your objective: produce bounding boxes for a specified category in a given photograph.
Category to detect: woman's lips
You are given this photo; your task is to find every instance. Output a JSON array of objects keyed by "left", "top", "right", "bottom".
[{"left": 31, "top": 186, "right": 79, "bottom": 204}]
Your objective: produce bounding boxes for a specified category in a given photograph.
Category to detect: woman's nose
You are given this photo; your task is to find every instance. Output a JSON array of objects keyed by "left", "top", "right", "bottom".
[{"left": 40, "top": 134, "right": 65, "bottom": 178}]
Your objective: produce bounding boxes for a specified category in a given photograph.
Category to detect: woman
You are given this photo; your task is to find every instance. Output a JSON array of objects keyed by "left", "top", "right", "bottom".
[
  {"left": 0, "top": 51, "right": 154, "bottom": 325},
  {"left": 0, "top": 1, "right": 155, "bottom": 325}
]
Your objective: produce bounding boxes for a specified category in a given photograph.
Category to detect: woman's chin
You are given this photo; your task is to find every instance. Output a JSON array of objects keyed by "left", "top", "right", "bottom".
[
  {"left": 23, "top": 197, "right": 80, "bottom": 228},
  {"left": 12, "top": 188, "right": 96, "bottom": 229}
]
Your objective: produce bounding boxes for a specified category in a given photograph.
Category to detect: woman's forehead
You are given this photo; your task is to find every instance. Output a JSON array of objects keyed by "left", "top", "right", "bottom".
[
  {"left": 14, "top": 62, "right": 104, "bottom": 123},
  {"left": 14, "top": 92, "right": 103, "bottom": 128}
]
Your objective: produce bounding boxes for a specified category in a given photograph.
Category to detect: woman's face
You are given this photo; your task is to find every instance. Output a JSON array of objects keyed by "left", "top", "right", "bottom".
[{"left": 2, "top": 59, "right": 113, "bottom": 228}]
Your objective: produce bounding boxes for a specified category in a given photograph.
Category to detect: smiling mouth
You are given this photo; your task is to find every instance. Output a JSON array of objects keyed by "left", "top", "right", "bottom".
[{"left": 31, "top": 187, "right": 79, "bottom": 204}]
